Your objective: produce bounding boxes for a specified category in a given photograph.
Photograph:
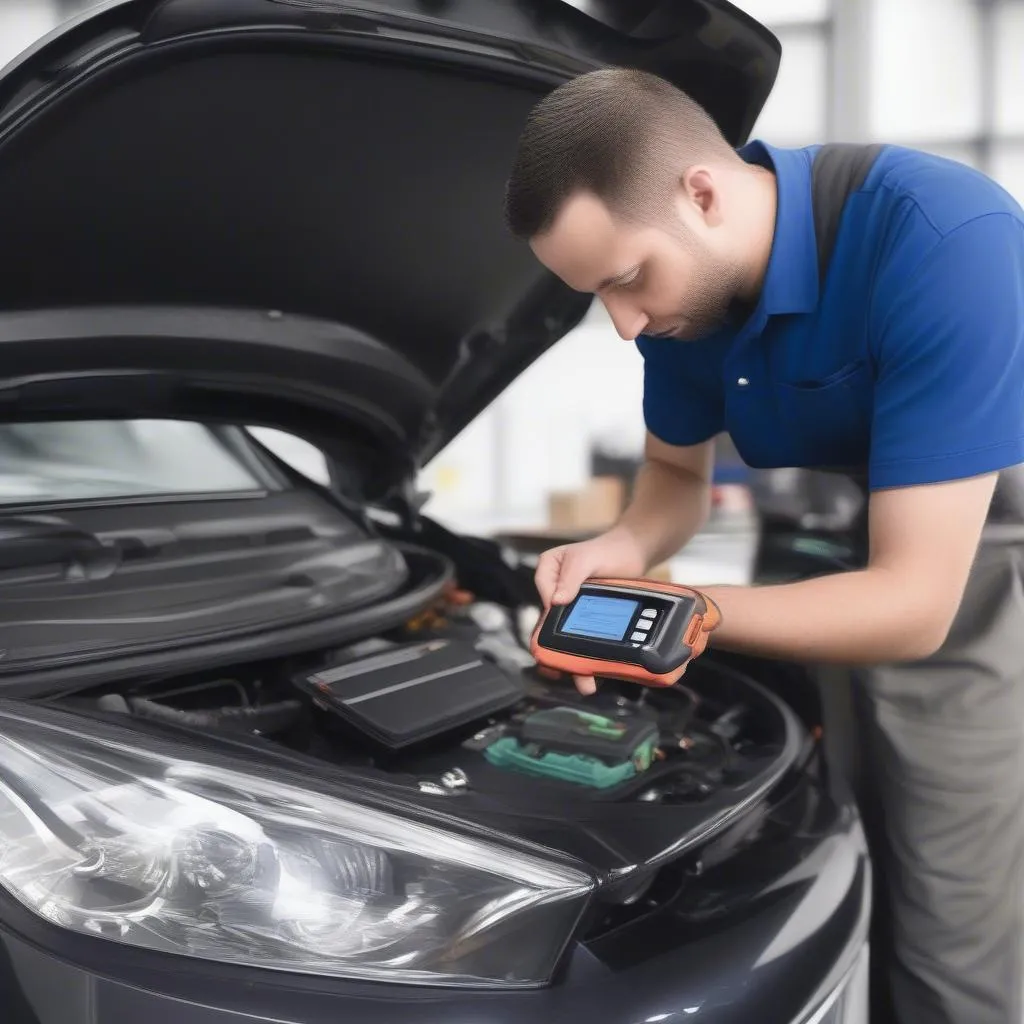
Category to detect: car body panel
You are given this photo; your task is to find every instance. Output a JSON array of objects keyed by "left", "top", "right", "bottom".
[{"left": 0, "top": 7, "right": 871, "bottom": 1023}]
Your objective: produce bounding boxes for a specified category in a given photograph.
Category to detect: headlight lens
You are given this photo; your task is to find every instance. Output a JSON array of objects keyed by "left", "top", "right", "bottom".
[{"left": 0, "top": 706, "right": 592, "bottom": 987}]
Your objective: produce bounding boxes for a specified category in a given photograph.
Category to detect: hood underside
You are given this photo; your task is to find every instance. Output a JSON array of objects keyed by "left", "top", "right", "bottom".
[{"left": 0, "top": 0, "right": 779, "bottom": 488}]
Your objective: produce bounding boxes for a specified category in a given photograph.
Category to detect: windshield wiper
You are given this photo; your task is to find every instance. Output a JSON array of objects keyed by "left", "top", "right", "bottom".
[{"left": 0, "top": 515, "right": 122, "bottom": 583}]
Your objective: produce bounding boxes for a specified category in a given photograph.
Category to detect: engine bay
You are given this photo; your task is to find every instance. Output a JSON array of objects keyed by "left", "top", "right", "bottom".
[{"left": 73, "top": 580, "right": 801, "bottom": 815}]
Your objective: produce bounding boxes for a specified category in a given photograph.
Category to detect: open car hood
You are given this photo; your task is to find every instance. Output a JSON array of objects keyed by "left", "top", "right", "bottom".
[{"left": 0, "top": 0, "right": 779, "bottom": 499}]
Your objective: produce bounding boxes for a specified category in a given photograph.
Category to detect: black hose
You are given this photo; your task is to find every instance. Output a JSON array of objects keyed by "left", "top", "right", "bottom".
[{"left": 127, "top": 697, "right": 303, "bottom": 735}]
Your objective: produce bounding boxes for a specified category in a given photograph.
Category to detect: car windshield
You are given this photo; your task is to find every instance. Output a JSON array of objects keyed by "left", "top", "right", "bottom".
[{"left": 0, "top": 421, "right": 266, "bottom": 504}]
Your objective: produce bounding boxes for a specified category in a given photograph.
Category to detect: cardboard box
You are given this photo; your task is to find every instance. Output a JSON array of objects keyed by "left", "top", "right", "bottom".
[{"left": 547, "top": 476, "right": 625, "bottom": 532}]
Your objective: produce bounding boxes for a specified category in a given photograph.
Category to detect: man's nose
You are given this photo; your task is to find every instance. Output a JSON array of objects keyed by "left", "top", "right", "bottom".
[{"left": 601, "top": 296, "right": 649, "bottom": 341}]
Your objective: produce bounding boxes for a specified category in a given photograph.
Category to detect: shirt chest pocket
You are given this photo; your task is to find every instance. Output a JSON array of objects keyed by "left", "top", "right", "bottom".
[{"left": 776, "top": 359, "right": 874, "bottom": 467}]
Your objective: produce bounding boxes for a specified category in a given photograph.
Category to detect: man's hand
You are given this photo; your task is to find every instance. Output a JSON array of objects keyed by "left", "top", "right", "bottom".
[
  {"left": 535, "top": 526, "right": 648, "bottom": 607},
  {"left": 535, "top": 526, "right": 647, "bottom": 695},
  {"left": 703, "top": 473, "right": 999, "bottom": 664},
  {"left": 534, "top": 431, "right": 714, "bottom": 694}
]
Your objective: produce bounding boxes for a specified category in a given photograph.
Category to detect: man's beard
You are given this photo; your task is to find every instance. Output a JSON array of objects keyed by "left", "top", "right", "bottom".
[{"left": 649, "top": 239, "right": 749, "bottom": 341}]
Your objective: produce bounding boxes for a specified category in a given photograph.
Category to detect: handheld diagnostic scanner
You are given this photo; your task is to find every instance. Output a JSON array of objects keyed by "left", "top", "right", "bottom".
[{"left": 530, "top": 578, "right": 722, "bottom": 687}]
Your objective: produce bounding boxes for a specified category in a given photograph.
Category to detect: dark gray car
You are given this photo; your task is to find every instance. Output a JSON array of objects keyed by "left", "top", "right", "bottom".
[{"left": 0, "top": 3, "right": 868, "bottom": 1022}]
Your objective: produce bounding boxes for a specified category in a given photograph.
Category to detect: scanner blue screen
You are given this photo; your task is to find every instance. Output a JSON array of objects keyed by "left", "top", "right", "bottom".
[{"left": 560, "top": 594, "right": 638, "bottom": 641}]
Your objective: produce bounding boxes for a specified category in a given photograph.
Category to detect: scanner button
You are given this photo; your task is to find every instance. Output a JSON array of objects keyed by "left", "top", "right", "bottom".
[
  {"left": 630, "top": 631, "right": 648, "bottom": 642},
  {"left": 640, "top": 608, "right": 656, "bottom": 619}
]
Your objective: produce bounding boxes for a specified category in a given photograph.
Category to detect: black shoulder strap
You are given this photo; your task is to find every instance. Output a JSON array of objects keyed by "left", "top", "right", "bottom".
[{"left": 811, "top": 142, "right": 884, "bottom": 289}]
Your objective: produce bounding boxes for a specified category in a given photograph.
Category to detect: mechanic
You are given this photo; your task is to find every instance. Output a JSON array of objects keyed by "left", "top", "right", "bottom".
[{"left": 503, "top": 69, "right": 1024, "bottom": 1024}]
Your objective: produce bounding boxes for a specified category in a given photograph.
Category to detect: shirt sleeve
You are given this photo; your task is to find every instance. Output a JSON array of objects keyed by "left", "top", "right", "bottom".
[
  {"left": 636, "top": 335, "right": 725, "bottom": 446},
  {"left": 868, "top": 213, "right": 1024, "bottom": 490}
]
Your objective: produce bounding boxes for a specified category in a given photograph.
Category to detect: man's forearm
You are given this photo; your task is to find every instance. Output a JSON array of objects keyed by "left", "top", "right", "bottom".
[
  {"left": 614, "top": 458, "right": 711, "bottom": 569},
  {"left": 703, "top": 567, "right": 953, "bottom": 664}
]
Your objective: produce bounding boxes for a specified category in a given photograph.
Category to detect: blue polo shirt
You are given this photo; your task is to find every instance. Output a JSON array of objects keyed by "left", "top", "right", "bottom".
[{"left": 637, "top": 143, "right": 1024, "bottom": 489}]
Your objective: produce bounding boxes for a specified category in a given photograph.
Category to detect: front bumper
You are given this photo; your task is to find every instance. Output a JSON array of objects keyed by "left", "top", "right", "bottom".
[{"left": 801, "top": 943, "right": 869, "bottom": 1024}]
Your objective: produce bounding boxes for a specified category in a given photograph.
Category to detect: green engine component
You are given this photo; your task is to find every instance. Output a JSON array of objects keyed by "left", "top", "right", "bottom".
[{"left": 482, "top": 707, "right": 659, "bottom": 789}]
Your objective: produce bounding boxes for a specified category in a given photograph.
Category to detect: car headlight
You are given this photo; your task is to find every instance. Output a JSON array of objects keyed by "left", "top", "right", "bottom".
[{"left": 0, "top": 705, "right": 592, "bottom": 987}]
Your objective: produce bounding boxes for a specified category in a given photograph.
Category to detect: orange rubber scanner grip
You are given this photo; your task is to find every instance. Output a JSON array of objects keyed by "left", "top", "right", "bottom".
[{"left": 530, "top": 577, "right": 722, "bottom": 688}]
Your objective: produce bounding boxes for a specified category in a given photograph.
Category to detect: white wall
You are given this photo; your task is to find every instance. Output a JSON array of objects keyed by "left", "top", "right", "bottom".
[
  {"left": 869, "top": 0, "right": 982, "bottom": 142},
  {"left": 994, "top": 1, "right": 1024, "bottom": 136},
  {"left": 993, "top": 145, "right": 1024, "bottom": 206},
  {"left": 993, "top": 1, "right": 1024, "bottom": 205},
  {"left": 0, "top": 1, "right": 59, "bottom": 69},
  {"left": 753, "top": 27, "right": 829, "bottom": 144},
  {"left": 731, "top": 0, "right": 830, "bottom": 24}
]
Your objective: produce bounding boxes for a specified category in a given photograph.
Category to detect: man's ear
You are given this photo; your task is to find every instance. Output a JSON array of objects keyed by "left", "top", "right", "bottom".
[{"left": 678, "top": 166, "right": 722, "bottom": 227}]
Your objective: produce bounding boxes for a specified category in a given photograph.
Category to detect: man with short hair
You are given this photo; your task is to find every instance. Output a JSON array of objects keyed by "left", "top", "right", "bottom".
[{"left": 505, "top": 68, "right": 1024, "bottom": 1024}]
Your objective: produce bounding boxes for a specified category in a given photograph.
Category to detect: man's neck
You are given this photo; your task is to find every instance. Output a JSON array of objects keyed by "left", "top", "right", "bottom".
[{"left": 736, "top": 164, "right": 779, "bottom": 305}]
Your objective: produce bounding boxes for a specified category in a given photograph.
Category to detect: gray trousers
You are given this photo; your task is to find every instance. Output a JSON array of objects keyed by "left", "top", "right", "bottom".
[{"left": 854, "top": 539, "right": 1024, "bottom": 1024}]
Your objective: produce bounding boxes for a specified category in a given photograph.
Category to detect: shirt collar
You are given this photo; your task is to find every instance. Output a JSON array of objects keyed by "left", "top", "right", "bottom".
[{"left": 738, "top": 140, "right": 820, "bottom": 318}]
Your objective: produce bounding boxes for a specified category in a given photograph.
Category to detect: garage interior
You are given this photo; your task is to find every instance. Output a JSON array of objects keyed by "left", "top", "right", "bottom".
[{"left": 0, "top": 4, "right": 1020, "bottom": 1024}]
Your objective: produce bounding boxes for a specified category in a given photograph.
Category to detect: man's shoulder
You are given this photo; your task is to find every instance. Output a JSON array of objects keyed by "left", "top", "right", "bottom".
[
  {"left": 865, "top": 144, "right": 1024, "bottom": 240},
  {"left": 746, "top": 140, "right": 1023, "bottom": 237}
]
